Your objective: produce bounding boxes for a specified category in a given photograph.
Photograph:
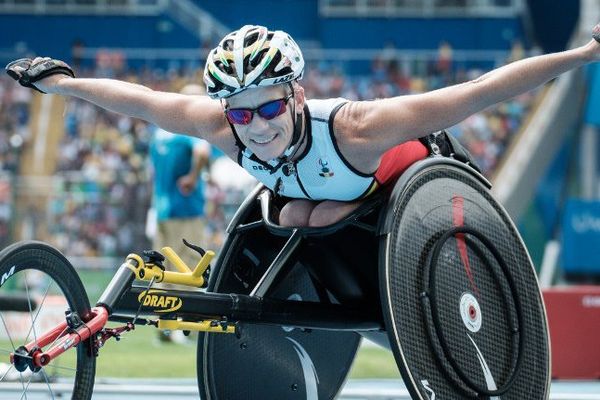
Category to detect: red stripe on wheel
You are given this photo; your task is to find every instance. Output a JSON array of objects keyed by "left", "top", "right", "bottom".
[{"left": 452, "top": 195, "right": 479, "bottom": 297}]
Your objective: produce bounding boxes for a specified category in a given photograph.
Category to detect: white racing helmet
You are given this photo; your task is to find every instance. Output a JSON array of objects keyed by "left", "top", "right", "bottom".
[{"left": 204, "top": 25, "right": 305, "bottom": 99}]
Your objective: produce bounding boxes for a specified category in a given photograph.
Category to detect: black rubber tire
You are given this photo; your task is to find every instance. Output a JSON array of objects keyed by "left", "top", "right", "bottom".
[{"left": 0, "top": 240, "right": 96, "bottom": 400}]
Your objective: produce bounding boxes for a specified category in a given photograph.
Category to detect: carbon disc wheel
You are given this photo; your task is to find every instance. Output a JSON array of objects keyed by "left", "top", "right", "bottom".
[
  {"left": 197, "top": 222, "right": 360, "bottom": 400},
  {"left": 380, "top": 162, "right": 550, "bottom": 399}
]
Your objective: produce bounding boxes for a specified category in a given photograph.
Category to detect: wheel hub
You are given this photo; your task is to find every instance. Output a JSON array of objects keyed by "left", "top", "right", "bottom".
[{"left": 12, "top": 345, "right": 42, "bottom": 373}]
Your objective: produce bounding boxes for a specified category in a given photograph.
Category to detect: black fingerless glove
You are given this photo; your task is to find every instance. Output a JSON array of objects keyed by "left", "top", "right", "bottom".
[{"left": 5, "top": 58, "right": 75, "bottom": 93}]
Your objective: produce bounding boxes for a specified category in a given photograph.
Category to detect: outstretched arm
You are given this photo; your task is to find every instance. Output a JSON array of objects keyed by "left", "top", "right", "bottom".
[
  {"left": 339, "top": 28, "right": 600, "bottom": 164},
  {"left": 8, "top": 57, "right": 227, "bottom": 139}
]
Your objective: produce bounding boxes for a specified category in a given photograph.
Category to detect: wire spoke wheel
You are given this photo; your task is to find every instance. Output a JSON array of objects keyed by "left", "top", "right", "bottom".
[{"left": 0, "top": 241, "right": 96, "bottom": 400}]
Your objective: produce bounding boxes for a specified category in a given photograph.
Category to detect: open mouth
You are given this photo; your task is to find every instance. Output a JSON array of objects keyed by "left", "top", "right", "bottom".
[{"left": 251, "top": 134, "right": 278, "bottom": 145}]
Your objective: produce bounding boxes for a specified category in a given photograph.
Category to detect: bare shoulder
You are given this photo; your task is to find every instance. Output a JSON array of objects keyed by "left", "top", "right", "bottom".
[
  {"left": 332, "top": 100, "right": 372, "bottom": 141},
  {"left": 333, "top": 95, "right": 429, "bottom": 153},
  {"left": 333, "top": 98, "right": 408, "bottom": 142},
  {"left": 331, "top": 101, "right": 383, "bottom": 173},
  {"left": 332, "top": 99, "right": 402, "bottom": 146}
]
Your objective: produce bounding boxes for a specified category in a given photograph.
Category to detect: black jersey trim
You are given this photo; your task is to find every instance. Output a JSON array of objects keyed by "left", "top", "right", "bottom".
[
  {"left": 237, "top": 147, "right": 244, "bottom": 165},
  {"left": 355, "top": 179, "right": 379, "bottom": 200},
  {"left": 295, "top": 105, "right": 312, "bottom": 163},
  {"left": 293, "top": 105, "right": 313, "bottom": 199}
]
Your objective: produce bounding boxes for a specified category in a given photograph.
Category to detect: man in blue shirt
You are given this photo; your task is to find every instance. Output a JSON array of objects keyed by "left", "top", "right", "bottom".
[
  {"left": 149, "top": 84, "right": 210, "bottom": 272},
  {"left": 150, "top": 127, "right": 210, "bottom": 264},
  {"left": 148, "top": 85, "right": 211, "bottom": 343}
]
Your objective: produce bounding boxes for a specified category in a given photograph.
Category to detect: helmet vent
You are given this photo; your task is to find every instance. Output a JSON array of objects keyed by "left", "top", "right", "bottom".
[{"left": 222, "top": 39, "right": 234, "bottom": 52}]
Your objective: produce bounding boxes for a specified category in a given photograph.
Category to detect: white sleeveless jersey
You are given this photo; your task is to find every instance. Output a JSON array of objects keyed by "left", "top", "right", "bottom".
[{"left": 239, "top": 98, "right": 378, "bottom": 201}]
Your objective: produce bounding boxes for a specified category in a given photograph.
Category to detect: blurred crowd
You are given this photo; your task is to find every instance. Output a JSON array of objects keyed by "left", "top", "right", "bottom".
[
  {"left": 0, "top": 46, "right": 537, "bottom": 258},
  {"left": 0, "top": 76, "right": 30, "bottom": 173},
  {"left": 0, "top": 76, "right": 31, "bottom": 248},
  {"left": 50, "top": 96, "right": 151, "bottom": 257}
]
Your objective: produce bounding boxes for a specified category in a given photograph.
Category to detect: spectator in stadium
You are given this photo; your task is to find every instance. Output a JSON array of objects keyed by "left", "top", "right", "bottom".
[
  {"left": 148, "top": 83, "right": 210, "bottom": 343},
  {"left": 7, "top": 23, "right": 600, "bottom": 228}
]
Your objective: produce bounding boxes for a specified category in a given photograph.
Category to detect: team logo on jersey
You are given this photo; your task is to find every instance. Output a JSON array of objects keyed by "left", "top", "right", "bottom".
[{"left": 318, "top": 159, "right": 334, "bottom": 177}]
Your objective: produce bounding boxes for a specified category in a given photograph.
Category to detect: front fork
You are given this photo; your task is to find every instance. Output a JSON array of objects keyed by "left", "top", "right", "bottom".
[
  {"left": 10, "top": 248, "right": 217, "bottom": 372},
  {"left": 9, "top": 254, "right": 139, "bottom": 372},
  {"left": 11, "top": 306, "right": 109, "bottom": 372}
]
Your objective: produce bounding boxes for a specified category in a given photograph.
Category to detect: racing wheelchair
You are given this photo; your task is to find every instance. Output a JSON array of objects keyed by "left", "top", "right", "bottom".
[{"left": 0, "top": 156, "right": 550, "bottom": 399}]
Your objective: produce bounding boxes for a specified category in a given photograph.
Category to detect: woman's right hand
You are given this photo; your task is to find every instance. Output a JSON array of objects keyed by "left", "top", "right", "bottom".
[
  {"left": 30, "top": 57, "right": 73, "bottom": 93},
  {"left": 5, "top": 56, "right": 74, "bottom": 94}
]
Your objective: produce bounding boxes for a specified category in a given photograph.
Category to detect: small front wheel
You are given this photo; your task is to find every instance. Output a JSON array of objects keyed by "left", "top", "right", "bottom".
[{"left": 0, "top": 241, "right": 96, "bottom": 399}]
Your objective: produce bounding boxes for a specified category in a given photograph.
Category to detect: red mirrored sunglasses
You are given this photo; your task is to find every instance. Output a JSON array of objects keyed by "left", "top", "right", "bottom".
[{"left": 225, "top": 94, "right": 293, "bottom": 125}]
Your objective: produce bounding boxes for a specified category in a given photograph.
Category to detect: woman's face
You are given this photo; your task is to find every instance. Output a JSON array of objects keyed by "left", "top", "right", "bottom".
[{"left": 226, "top": 84, "right": 303, "bottom": 161}]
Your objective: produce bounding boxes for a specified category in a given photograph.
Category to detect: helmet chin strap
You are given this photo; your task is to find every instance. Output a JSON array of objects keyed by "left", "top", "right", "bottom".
[
  {"left": 280, "top": 83, "right": 302, "bottom": 158},
  {"left": 269, "top": 102, "right": 304, "bottom": 173}
]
